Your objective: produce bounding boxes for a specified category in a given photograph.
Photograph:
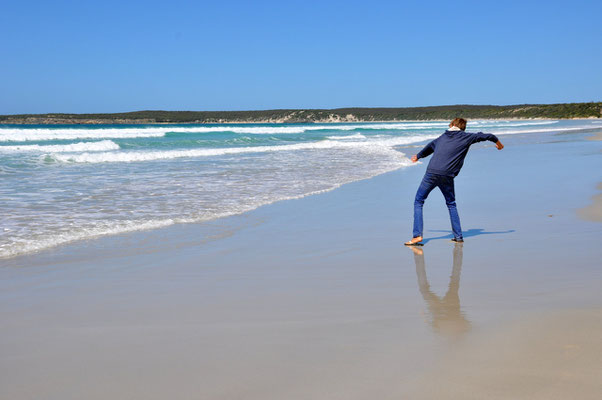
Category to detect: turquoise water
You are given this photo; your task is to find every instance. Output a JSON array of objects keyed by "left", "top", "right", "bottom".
[{"left": 1, "top": 119, "right": 600, "bottom": 258}]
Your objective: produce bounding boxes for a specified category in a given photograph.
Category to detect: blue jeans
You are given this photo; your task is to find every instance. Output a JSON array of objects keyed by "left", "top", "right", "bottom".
[{"left": 413, "top": 172, "right": 463, "bottom": 240}]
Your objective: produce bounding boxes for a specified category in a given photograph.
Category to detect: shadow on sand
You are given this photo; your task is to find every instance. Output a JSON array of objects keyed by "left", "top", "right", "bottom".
[{"left": 422, "top": 228, "right": 515, "bottom": 244}]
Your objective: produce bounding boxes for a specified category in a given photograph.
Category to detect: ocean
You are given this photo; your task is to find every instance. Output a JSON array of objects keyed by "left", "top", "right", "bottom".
[{"left": 1, "top": 119, "right": 600, "bottom": 258}]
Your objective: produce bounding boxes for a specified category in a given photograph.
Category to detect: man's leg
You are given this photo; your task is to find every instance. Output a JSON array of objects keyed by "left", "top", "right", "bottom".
[
  {"left": 438, "top": 176, "right": 463, "bottom": 240},
  {"left": 412, "top": 173, "right": 437, "bottom": 239}
]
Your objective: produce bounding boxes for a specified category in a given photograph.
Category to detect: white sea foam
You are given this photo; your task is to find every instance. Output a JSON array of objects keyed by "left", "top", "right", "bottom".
[
  {"left": 0, "top": 154, "right": 414, "bottom": 259},
  {"left": 0, "top": 128, "right": 166, "bottom": 141},
  {"left": 0, "top": 219, "right": 178, "bottom": 259},
  {"left": 0, "top": 120, "right": 571, "bottom": 141},
  {"left": 326, "top": 133, "right": 367, "bottom": 140},
  {"left": 471, "top": 120, "right": 559, "bottom": 127},
  {"left": 0, "top": 122, "right": 447, "bottom": 140},
  {"left": 494, "top": 125, "right": 602, "bottom": 135},
  {"left": 160, "top": 122, "right": 448, "bottom": 133},
  {"left": 48, "top": 135, "right": 435, "bottom": 164},
  {"left": 0, "top": 140, "right": 119, "bottom": 153}
]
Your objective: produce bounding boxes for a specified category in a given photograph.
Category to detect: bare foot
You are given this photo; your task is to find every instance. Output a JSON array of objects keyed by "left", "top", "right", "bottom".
[{"left": 404, "top": 236, "right": 423, "bottom": 246}]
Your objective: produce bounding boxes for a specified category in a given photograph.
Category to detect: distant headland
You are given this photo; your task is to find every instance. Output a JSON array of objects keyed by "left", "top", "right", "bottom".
[{"left": 1, "top": 102, "right": 600, "bottom": 125}]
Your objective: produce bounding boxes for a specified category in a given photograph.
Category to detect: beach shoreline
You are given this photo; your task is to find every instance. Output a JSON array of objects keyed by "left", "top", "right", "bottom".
[
  {"left": 1, "top": 116, "right": 601, "bottom": 125},
  {"left": 2, "top": 126, "right": 602, "bottom": 261},
  {"left": 1, "top": 128, "right": 601, "bottom": 399},
  {"left": 3, "top": 123, "right": 602, "bottom": 262}
]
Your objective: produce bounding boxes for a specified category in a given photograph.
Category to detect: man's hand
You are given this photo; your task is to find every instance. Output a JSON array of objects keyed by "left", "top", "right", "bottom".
[
  {"left": 411, "top": 155, "right": 418, "bottom": 163},
  {"left": 495, "top": 141, "right": 504, "bottom": 150}
]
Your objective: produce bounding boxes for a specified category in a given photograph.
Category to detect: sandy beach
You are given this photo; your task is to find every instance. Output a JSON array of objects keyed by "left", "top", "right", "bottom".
[{"left": 1, "top": 128, "right": 601, "bottom": 399}]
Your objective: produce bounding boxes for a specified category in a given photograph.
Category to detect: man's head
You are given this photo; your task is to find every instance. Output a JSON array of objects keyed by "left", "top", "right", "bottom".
[{"left": 449, "top": 118, "right": 467, "bottom": 131}]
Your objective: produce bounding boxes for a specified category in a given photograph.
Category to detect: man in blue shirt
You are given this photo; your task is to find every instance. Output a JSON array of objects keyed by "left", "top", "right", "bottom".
[{"left": 405, "top": 118, "right": 504, "bottom": 246}]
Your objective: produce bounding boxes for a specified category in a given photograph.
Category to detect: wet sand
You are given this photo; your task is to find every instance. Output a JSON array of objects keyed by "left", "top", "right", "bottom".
[
  {"left": 407, "top": 308, "right": 602, "bottom": 399},
  {"left": 587, "top": 130, "right": 602, "bottom": 141},
  {"left": 578, "top": 131, "right": 602, "bottom": 222},
  {"left": 578, "top": 182, "right": 602, "bottom": 223},
  {"left": 1, "top": 129, "right": 601, "bottom": 399}
]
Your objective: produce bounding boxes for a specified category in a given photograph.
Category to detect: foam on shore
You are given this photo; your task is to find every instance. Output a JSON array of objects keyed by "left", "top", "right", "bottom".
[{"left": 46, "top": 135, "right": 435, "bottom": 164}]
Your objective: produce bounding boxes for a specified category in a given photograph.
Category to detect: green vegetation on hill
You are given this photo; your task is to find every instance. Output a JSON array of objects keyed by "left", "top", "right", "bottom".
[{"left": 1, "top": 102, "right": 600, "bottom": 124}]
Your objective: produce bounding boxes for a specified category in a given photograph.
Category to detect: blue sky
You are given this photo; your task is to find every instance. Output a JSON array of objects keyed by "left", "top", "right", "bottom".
[{"left": 1, "top": 0, "right": 600, "bottom": 114}]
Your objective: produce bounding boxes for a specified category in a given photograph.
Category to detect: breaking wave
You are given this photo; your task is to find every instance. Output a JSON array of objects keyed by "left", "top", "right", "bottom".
[
  {"left": 0, "top": 128, "right": 166, "bottom": 141},
  {"left": 326, "top": 133, "right": 367, "bottom": 140},
  {"left": 494, "top": 125, "right": 602, "bottom": 134},
  {"left": 0, "top": 140, "right": 119, "bottom": 153},
  {"left": 0, "top": 120, "right": 569, "bottom": 141},
  {"left": 47, "top": 135, "right": 435, "bottom": 164}
]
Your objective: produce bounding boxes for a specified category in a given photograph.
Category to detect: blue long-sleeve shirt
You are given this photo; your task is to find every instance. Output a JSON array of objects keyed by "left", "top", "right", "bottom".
[{"left": 416, "top": 130, "right": 499, "bottom": 177}]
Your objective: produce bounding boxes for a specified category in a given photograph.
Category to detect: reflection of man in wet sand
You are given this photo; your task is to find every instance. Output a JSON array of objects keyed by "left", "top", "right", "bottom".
[{"left": 410, "top": 244, "right": 471, "bottom": 337}]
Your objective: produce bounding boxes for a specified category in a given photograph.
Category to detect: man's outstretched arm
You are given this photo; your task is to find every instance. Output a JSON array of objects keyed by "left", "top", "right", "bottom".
[
  {"left": 411, "top": 140, "right": 436, "bottom": 163},
  {"left": 470, "top": 132, "right": 504, "bottom": 150}
]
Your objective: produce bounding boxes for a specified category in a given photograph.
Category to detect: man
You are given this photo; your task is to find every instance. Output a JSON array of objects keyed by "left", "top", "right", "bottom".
[{"left": 405, "top": 118, "right": 503, "bottom": 246}]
